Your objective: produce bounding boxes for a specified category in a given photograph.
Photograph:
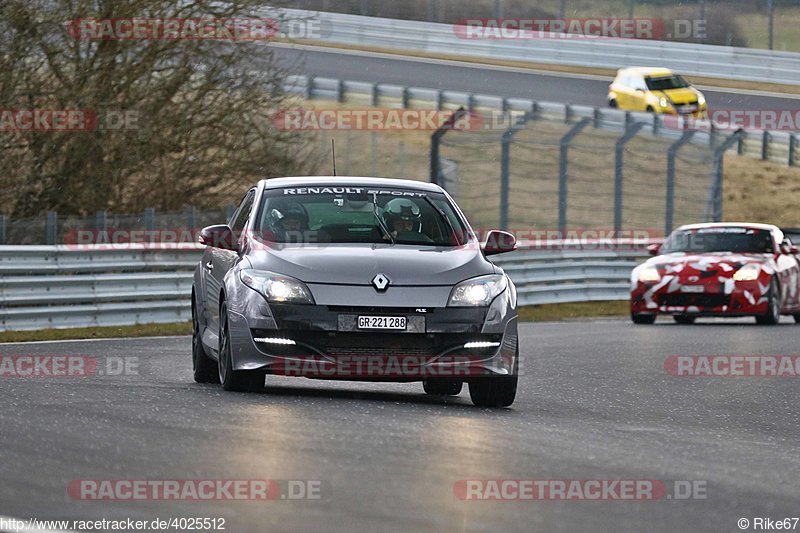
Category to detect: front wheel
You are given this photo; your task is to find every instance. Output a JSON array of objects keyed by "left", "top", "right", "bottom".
[
  {"left": 468, "top": 351, "right": 518, "bottom": 408},
  {"left": 219, "top": 301, "right": 264, "bottom": 392},
  {"left": 632, "top": 314, "right": 656, "bottom": 325},
  {"left": 755, "top": 279, "right": 781, "bottom": 325},
  {"left": 192, "top": 293, "right": 219, "bottom": 384}
]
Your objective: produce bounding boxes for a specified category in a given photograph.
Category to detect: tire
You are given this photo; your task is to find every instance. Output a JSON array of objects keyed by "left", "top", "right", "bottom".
[
  {"left": 673, "top": 315, "right": 696, "bottom": 325},
  {"left": 423, "top": 379, "right": 463, "bottom": 396},
  {"left": 631, "top": 314, "right": 656, "bottom": 325},
  {"left": 755, "top": 278, "right": 781, "bottom": 325},
  {"left": 468, "top": 350, "right": 518, "bottom": 408},
  {"left": 608, "top": 99, "right": 618, "bottom": 108},
  {"left": 192, "top": 293, "right": 219, "bottom": 384},
  {"left": 218, "top": 301, "right": 264, "bottom": 392},
  {"left": 646, "top": 106, "right": 655, "bottom": 113},
  {"left": 795, "top": 314, "right": 800, "bottom": 324}
]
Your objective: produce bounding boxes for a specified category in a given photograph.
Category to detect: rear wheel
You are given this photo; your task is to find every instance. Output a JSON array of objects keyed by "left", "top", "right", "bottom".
[
  {"left": 631, "top": 314, "right": 656, "bottom": 325},
  {"left": 795, "top": 314, "right": 800, "bottom": 324},
  {"left": 192, "top": 293, "right": 219, "bottom": 384},
  {"left": 755, "top": 279, "right": 781, "bottom": 325},
  {"left": 423, "top": 379, "right": 463, "bottom": 396},
  {"left": 218, "top": 301, "right": 264, "bottom": 392},
  {"left": 468, "top": 350, "right": 518, "bottom": 408},
  {"left": 673, "top": 315, "right": 696, "bottom": 325},
  {"left": 646, "top": 105, "right": 655, "bottom": 113},
  {"left": 608, "top": 99, "right": 618, "bottom": 108}
]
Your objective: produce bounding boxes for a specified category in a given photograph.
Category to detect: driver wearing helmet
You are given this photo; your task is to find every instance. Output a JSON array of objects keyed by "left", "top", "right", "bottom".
[
  {"left": 383, "top": 198, "right": 433, "bottom": 243},
  {"left": 267, "top": 201, "right": 309, "bottom": 242}
]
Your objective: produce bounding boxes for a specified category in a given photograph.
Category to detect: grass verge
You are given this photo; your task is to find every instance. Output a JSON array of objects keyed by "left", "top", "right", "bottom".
[
  {"left": 518, "top": 301, "right": 630, "bottom": 322},
  {"left": 0, "top": 322, "right": 192, "bottom": 343}
]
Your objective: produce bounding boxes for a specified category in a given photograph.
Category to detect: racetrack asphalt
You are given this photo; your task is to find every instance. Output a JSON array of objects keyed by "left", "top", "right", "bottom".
[{"left": 1, "top": 318, "right": 799, "bottom": 532}]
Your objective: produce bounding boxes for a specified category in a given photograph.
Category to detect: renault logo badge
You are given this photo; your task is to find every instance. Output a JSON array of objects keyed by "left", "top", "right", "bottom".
[{"left": 372, "top": 274, "right": 390, "bottom": 291}]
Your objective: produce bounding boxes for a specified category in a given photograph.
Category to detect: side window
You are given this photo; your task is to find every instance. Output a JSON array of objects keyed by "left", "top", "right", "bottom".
[
  {"left": 632, "top": 76, "right": 645, "bottom": 91},
  {"left": 230, "top": 190, "right": 256, "bottom": 233}
]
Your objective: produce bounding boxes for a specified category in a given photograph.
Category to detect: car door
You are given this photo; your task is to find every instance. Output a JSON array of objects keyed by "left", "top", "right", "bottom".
[
  {"left": 615, "top": 74, "right": 633, "bottom": 109},
  {"left": 630, "top": 74, "right": 648, "bottom": 111},
  {"left": 205, "top": 188, "right": 257, "bottom": 333}
]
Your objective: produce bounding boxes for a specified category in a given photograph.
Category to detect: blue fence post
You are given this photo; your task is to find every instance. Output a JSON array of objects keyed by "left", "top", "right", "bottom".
[
  {"left": 665, "top": 131, "right": 696, "bottom": 235},
  {"left": 614, "top": 122, "right": 648, "bottom": 233},
  {"left": 0, "top": 214, "right": 5, "bottom": 245},
  {"left": 790, "top": 134, "right": 797, "bottom": 167},
  {"left": 762, "top": 130, "right": 771, "bottom": 160},
  {"left": 144, "top": 207, "right": 155, "bottom": 232}
]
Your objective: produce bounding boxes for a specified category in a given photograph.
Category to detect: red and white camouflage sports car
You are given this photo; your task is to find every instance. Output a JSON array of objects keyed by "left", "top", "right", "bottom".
[{"left": 631, "top": 223, "right": 800, "bottom": 325}]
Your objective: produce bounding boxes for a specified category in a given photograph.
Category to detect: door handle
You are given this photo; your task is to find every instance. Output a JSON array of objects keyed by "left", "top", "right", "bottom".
[{"left": 205, "top": 261, "right": 214, "bottom": 271}]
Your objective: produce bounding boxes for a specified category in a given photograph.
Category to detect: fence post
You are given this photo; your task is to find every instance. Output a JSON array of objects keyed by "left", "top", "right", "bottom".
[
  {"left": 558, "top": 118, "right": 592, "bottom": 235},
  {"left": 144, "top": 207, "right": 155, "bottom": 232},
  {"left": 371, "top": 82, "right": 380, "bottom": 107},
  {"left": 430, "top": 107, "right": 467, "bottom": 187},
  {"left": 499, "top": 112, "right": 532, "bottom": 230},
  {"left": 402, "top": 87, "right": 410, "bottom": 109},
  {"left": 762, "top": 130, "right": 770, "bottom": 160},
  {"left": 614, "top": 122, "right": 648, "bottom": 233},
  {"left": 593, "top": 108, "right": 602, "bottom": 129},
  {"left": 467, "top": 93, "right": 475, "bottom": 111},
  {"left": 652, "top": 114, "right": 660, "bottom": 136},
  {"left": 337, "top": 79, "right": 346, "bottom": 103},
  {"left": 436, "top": 90, "right": 444, "bottom": 111},
  {"left": 0, "top": 214, "right": 5, "bottom": 245},
  {"left": 186, "top": 206, "right": 196, "bottom": 230},
  {"left": 564, "top": 104, "right": 573, "bottom": 124},
  {"left": 665, "top": 131, "right": 696, "bottom": 235},
  {"left": 790, "top": 134, "right": 797, "bottom": 167},
  {"left": 707, "top": 131, "right": 744, "bottom": 222},
  {"left": 737, "top": 130, "right": 746, "bottom": 155},
  {"left": 306, "top": 76, "right": 315, "bottom": 100},
  {"left": 46, "top": 211, "right": 57, "bottom": 245}
]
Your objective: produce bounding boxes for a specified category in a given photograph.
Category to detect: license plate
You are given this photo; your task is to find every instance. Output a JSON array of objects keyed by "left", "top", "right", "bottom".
[
  {"left": 680, "top": 285, "right": 705, "bottom": 293},
  {"left": 678, "top": 104, "right": 698, "bottom": 113},
  {"left": 358, "top": 316, "right": 407, "bottom": 330}
]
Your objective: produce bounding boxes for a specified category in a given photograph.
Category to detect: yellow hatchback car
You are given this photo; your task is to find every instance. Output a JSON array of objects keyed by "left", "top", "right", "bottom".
[{"left": 607, "top": 67, "right": 707, "bottom": 117}]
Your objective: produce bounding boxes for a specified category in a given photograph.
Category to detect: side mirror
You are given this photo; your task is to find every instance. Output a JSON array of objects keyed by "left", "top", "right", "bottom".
[
  {"left": 483, "top": 230, "right": 517, "bottom": 256},
  {"left": 199, "top": 224, "right": 237, "bottom": 251},
  {"left": 782, "top": 244, "right": 799, "bottom": 255},
  {"left": 647, "top": 243, "right": 661, "bottom": 256}
]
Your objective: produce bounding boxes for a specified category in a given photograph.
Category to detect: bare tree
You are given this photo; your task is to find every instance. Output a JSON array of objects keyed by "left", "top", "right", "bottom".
[{"left": 0, "top": 0, "right": 314, "bottom": 217}]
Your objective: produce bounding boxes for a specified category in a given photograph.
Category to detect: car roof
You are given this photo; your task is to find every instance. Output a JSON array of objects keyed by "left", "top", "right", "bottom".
[
  {"left": 618, "top": 67, "right": 674, "bottom": 78},
  {"left": 676, "top": 222, "right": 779, "bottom": 233},
  {"left": 258, "top": 176, "right": 444, "bottom": 193}
]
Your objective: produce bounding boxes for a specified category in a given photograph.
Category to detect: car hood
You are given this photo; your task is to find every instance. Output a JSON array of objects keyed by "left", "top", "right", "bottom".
[
  {"left": 246, "top": 244, "right": 495, "bottom": 286},
  {"left": 644, "top": 252, "right": 774, "bottom": 276},
  {"left": 654, "top": 87, "right": 701, "bottom": 105}
]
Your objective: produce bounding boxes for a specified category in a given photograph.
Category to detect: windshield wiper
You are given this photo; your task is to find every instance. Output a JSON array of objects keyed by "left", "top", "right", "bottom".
[
  {"left": 421, "top": 195, "right": 462, "bottom": 246},
  {"left": 372, "top": 192, "right": 394, "bottom": 244}
]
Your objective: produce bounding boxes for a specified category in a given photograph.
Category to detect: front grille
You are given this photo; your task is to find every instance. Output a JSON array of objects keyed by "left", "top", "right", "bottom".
[{"left": 662, "top": 293, "right": 729, "bottom": 308}]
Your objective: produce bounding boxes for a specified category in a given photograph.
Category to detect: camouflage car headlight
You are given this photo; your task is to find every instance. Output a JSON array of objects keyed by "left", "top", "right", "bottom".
[
  {"left": 448, "top": 274, "right": 507, "bottom": 307},
  {"left": 240, "top": 269, "right": 315, "bottom": 304},
  {"left": 733, "top": 264, "right": 761, "bottom": 282},
  {"left": 638, "top": 266, "right": 661, "bottom": 282}
]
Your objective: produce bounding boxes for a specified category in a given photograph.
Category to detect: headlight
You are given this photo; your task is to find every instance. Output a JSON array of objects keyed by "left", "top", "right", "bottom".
[
  {"left": 638, "top": 267, "right": 661, "bottom": 282},
  {"left": 240, "top": 269, "right": 315, "bottom": 304},
  {"left": 733, "top": 264, "right": 761, "bottom": 282},
  {"left": 698, "top": 94, "right": 706, "bottom": 106},
  {"left": 659, "top": 97, "right": 669, "bottom": 108},
  {"left": 448, "top": 274, "right": 507, "bottom": 307}
]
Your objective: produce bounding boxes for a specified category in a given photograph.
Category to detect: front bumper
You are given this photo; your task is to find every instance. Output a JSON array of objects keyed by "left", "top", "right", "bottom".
[
  {"left": 225, "top": 288, "right": 518, "bottom": 380},
  {"left": 631, "top": 278, "right": 769, "bottom": 317}
]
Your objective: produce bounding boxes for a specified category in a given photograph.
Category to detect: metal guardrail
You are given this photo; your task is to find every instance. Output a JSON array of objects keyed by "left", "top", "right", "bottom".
[
  {"left": 281, "top": 8, "right": 800, "bottom": 86},
  {"left": 282, "top": 74, "right": 799, "bottom": 168},
  {"left": 0, "top": 245, "right": 644, "bottom": 331}
]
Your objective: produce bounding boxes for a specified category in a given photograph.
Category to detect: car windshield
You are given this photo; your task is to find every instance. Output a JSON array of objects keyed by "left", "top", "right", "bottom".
[
  {"left": 645, "top": 74, "right": 690, "bottom": 91},
  {"left": 661, "top": 228, "right": 774, "bottom": 254},
  {"left": 256, "top": 187, "right": 467, "bottom": 246}
]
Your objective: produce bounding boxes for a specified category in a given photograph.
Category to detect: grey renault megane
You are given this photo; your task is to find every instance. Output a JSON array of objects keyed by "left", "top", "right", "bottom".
[{"left": 191, "top": 177, "right": 520, "bottom": 407}]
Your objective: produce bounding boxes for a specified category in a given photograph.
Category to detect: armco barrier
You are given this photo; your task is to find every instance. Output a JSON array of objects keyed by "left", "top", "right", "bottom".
[
  {"left": 0, "top": 244, "right": 646, "bottom": 331},
  {"left": 276, "top": 8, "right": 800, "bottom": 86}
]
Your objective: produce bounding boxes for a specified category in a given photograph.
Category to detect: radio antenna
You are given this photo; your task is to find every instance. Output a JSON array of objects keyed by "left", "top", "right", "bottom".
[{"left": 331, "top": 139, "right": 337, "bottom": 176}]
